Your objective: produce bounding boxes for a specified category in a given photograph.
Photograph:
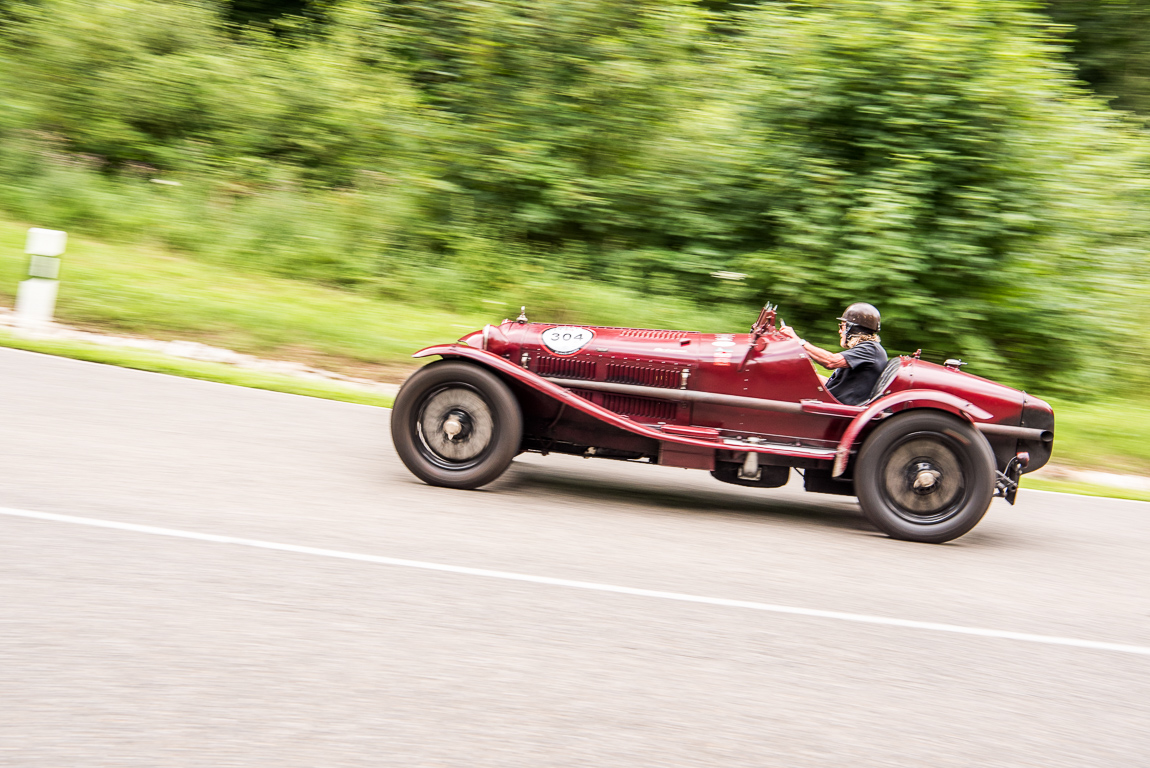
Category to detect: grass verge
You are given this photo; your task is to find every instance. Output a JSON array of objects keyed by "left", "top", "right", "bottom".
[
  {"left": 0, "top": 218, "right": 492, "bottom": 377},
  {"left": 0, "top": 331, "right": 394, "bottom": 408},
  {"left": 0, "top": 217, "right": 749, "bottom": 378},
  {"left": 1046, "top": 397, "right": 1150, "bottom": 476},
  {"left": 1022, "top": 476, "right": 1150, "bottom": 503}
]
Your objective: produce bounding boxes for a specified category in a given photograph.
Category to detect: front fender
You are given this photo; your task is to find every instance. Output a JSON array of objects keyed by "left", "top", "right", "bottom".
[
  {"left": 411, "top": 344, "right": 831, "bottom": 460},
  {"left": 831, "top": 390, "right": 994, "bottom": 477},
  {"left": 412, "top": 344, "right": 727, "bottom": 452}
]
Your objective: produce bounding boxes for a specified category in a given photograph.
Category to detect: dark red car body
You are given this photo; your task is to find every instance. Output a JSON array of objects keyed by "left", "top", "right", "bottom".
[{"left": 394, "top": 306, "right": 1054, "bottom": 543}]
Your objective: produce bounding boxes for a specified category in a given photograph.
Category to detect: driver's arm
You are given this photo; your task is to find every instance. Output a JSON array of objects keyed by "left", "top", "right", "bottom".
[
  {"left": 779, "top": 326, "right": 848, "bottom": 369},
  {"left": 801, "top": 342, "right": 848, "bottom": 369}
]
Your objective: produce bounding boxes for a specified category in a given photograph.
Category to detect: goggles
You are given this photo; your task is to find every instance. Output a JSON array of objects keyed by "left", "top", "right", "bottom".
[{"left": 838, "top": 320, "right": 872, "bottom": 335}]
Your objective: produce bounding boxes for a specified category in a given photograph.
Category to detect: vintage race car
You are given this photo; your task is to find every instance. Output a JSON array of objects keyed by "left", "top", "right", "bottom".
[{"left": 390, "top": 305, "right": 1054, "bottom": 543}]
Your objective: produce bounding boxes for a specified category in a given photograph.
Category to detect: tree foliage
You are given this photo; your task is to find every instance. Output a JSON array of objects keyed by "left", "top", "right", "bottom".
[
  {"left": 1044, "top": 0, "right": 1150, "bottom": 114},
  {"left": 722, "top": 1, "right": 1130, "bottom": 382},
  {"left": 0, "top": 0, "right": 1147, "bottom": 391}
]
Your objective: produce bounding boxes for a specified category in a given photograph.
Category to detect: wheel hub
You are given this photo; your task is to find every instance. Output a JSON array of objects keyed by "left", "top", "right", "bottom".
[
  {"left": 417, "top": 387, "right": 494, "bottom": 465},
  {"left": 441, "top": 409, "right": 473, "bottom": 441},
  {"left": 910, "top": 461, "right": 943, "bottom": 494}
]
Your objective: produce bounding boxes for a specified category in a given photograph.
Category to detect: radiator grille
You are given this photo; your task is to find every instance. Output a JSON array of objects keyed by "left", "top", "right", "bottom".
[
  {"left": 605, "top": 363, "right": 680, "bottom": 389},
  {"left": 601, "top": 394, "right": 678, "bottom": 421},
  {"left": 620, "top": 329, "right": 693, "bottom": 340},
  {"left": 568, "top": 388, "right": 596, "bottom": 400},
  {"left": 536, "top": 355, "right": 596, "bottom": 380}
]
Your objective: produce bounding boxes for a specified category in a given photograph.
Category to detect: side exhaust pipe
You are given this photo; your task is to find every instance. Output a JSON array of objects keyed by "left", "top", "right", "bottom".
[{"left": 975, "top": 423, "right": 1053, "bottom": 443}]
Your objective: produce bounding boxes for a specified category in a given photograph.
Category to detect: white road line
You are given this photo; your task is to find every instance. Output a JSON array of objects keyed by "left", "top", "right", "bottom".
[{"left": 3, "top": 505, "right": 1149, "bottom": 657}]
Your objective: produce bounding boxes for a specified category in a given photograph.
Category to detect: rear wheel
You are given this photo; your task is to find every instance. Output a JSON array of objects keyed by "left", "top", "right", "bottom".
[
  {"left": 390, "top": 361, "right": 523, "bottom": 489},
  {"left": 855, "top": 411, "right": 995, "bottom": 544}
]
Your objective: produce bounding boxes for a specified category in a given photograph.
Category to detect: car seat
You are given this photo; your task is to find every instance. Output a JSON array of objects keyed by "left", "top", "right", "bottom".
[{"left": 861, "top": 358, "right": 902, "bottom": 406}]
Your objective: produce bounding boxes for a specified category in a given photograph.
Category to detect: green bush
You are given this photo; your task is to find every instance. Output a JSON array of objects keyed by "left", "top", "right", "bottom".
[
  {"left": 717, "top": 0, "right": 1145, "bottom": 386},
  {"left": 0, "top": 0, "right": 1146, "bottom": 395}
]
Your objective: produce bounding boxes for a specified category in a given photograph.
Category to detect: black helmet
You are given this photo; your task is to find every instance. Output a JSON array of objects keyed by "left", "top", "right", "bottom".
[{"left": 837, "top": 302, "right": 881, "bottom": 334}]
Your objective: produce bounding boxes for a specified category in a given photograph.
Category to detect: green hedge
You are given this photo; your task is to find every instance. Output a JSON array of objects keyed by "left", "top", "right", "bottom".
[{"left": 0, "top": 0, "right": 1147, "bottom": 395}]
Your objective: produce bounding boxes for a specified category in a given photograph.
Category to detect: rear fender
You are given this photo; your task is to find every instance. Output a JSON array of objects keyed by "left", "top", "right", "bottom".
[{"left": 831, "top": 390, "right": 994, "bottom": 477}]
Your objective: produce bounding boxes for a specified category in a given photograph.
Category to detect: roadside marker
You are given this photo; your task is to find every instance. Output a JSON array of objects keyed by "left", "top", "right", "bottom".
[{"left": 17, "top": 228, "right": 67, "bottom": 328}]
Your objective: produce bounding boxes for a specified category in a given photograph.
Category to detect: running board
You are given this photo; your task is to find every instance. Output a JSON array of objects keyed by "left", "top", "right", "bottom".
[{"left": 720, "top": 438, "right": 837, "bottom": 460}]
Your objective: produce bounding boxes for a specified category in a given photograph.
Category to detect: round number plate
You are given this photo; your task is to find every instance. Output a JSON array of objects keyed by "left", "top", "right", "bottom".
[{"left": 541, "top": 326, "right": 593, "bottom": 355}]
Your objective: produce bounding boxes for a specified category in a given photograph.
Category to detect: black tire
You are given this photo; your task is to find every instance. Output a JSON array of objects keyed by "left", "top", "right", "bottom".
[
  {"left": 855, "top": 411, "right": 996, "bottom": 544},
  {"left": 390, "top": 360, "right": 523, "bottom": 490}
]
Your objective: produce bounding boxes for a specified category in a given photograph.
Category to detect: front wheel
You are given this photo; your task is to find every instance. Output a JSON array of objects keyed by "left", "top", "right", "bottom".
[
  {"left": 390, "top": 360, "right": 523, "bottom": 490},
  {"left": 855, "top": 411, "right": 996, "bottom": 544}
]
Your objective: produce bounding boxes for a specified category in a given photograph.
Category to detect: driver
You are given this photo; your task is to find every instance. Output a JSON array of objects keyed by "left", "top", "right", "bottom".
[{"left": 781, "top": 303, "right": 887, "bottom": 406}]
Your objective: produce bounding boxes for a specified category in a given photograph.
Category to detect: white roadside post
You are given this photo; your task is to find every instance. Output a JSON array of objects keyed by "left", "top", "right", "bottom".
[{"left": 16, "top": 228, "right": 67, "bottom": 330}]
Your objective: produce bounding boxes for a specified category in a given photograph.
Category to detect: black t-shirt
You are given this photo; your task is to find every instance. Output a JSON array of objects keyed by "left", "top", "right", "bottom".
[{"left": 826, "top": 340, "right": 888, "bottom": 406}]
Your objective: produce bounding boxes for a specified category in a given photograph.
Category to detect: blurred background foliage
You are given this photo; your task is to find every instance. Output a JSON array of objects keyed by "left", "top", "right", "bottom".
[{"left": 0, "top": 0, "right": 1148, "bottom": 394}]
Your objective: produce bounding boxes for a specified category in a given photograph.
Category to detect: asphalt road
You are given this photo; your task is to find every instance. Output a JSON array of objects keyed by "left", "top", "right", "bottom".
[{"left": 1, "top": 347, "right": 1147, "bottom": 767}]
